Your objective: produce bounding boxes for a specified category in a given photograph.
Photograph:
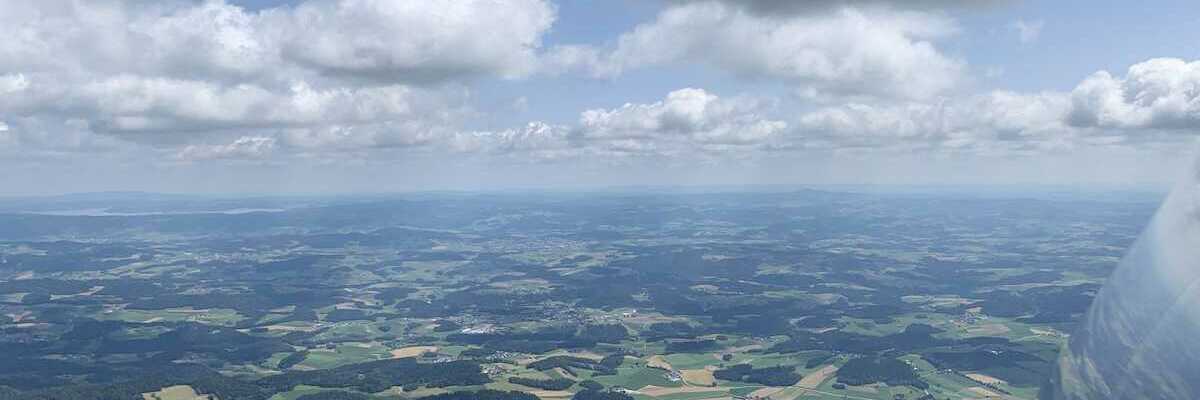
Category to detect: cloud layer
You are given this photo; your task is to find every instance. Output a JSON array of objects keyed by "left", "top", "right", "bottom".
[
  {"left": 0, "top": 0, "right": 553, "bottom": 155},
  {"left": 0, "top": 0, "right": 1195, "bottom": 191},
  {"left": 552, "top": 1, "right": 963, "bottom": 99}
]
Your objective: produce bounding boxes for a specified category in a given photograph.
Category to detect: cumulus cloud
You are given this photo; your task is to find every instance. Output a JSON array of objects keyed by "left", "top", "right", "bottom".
[
  {"left": 0, "top": 0, "right": 554, "bottom": 84},
  {"left": 280, "top": 120, "right": 450, "bottom": 151},
  {"left": 455, "top": 70, "right": 1196, "bottom": 163},
  {"left": 279, "top": 0, "right": 555, "bottom": 82},
  {"left": 451, "top": 121, "right": 576, "bottom": 160},
  {"left": 786, "top": 59, "right": 1200, "bottom": 153},
  {"left": 551, "top": 1, "right": 964, "bottom": 99},
  {"left": 459, "top": 87, "right": 1085, "bottom": 162},
  {"left": 82, "top": 80, "right": 448, "bottom": 132},
  {"left": 0, "top": 0, "right": 1192, "bottom": 184},
  {"left": 450, "top": 89, "right": 787, "bottom": 161},
  {"left": 1067, "top": 58, "right": 1200, "bottom": 131},
  {"left": 795, "top": 90, "right": 1074, "bottom": 153},
  {"left": 0, "top": 0, "right": 556, "bottom": 157},
  {"left": 579, "top": 88, "right": 787, "bottom": 149}
]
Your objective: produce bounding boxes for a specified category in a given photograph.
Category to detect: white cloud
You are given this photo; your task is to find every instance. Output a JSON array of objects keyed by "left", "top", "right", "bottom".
[
  {"left": 452, "top": 121, "right": 577, "bottom": 161},
  {"left": 176, "top": 136, "right": 277, "bottom": 161},
  {"left": 0, "top": 74, "right": 29, "bottom": 94},
  {"left": 795, "top": 90, "right": 1074, "bottom": 153},
  {"left": 448, "top": 88, "right": 787, "bottom": 161},
  {"left": 0, "top": 0, "right": 556, "bottom": 157},
  {"left": 0, "top": 0, "right": 1191, "bottom": 188},
  {"left": 79, "top": 79, "right": 448, "bottom": 132},
  {"left": 280, "top": 120, "right": 449, "bottom": 151},
  {"left": 0, "top": 0, "right": 555, "bottom": 84},
  {"left": 453, "top": 72, "right": 1193, "bottom": 163},
  {"left": 0, "top": 72, "right": 467, "bottom": 155},
  {"left": 279, "top": 0, "right": 555, "bottom": 82},
  {"left": 1010, "top": 19, "right": 1044, "bottom": 44},
  {"left": 787, "top": 57, "right": 1200, "bottom": 154},
  {"left": 552, "top": 1, "right": 964, "bottom": 99},
  {"left": 579, "top": 88, "right": 787, "bottom": 147},
  {"left": 1067, "top": 58, "right": 1200, "bottom": 131}
]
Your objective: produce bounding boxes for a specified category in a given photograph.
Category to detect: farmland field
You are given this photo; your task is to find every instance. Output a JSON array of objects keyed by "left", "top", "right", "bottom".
[{"left": 0, "top": 189, "right": 1152, "bottom": 399}]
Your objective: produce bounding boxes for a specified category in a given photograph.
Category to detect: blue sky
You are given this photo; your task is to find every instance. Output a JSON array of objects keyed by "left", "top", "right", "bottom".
[
  {"left": 955, "top": 0, "right": 1200, "bottom": 91},
  {"left": 1, "top": 0, "right": 1199, "bottom": 194}
]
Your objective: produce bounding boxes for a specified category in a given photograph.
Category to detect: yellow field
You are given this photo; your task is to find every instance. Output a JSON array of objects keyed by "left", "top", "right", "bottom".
[
  {"left": 528, "top": 389, "right": 573, "bottom": 399},
  {"left": 140, "top": 385, "right": 214, "bottom": 400},
  {"left": 680, "top": 368, "right": 715, "bottom": 386},
  {"left": 966, "top": 373, "right": 1006, "bottom": 386},
  {"left": 638, "top": 385, "right": 725, "bottom": 397},
  {"left": 800, "top": 364, "right": 837, "bottom": 388},
  {"left": 645, "top": 355, "right": 673, "bottom": 370},
  {"left": 390, "top": 345, "right": 438, "bottom": 358},
  {"left": 550, "top": 350, "right": 606, "bottom": 361},
  {"left": 768, "top": 364, "right": 839, "bottom": 400}
]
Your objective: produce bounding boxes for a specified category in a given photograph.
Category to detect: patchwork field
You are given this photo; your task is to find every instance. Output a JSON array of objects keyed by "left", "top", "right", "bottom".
[{"left": 0, "top": 190, "right": 1137, "bottom": 399}]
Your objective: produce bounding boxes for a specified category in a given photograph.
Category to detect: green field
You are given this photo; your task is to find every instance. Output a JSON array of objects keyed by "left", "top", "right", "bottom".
[
  {"left": 297, "top": 342, "right": 392, "bottom": 369},
  {"left": 95, "top": 307, "right": 244, "bottom": 327}
]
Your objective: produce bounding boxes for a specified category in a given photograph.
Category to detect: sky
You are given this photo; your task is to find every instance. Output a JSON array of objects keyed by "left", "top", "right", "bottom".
[{"left": 2, "top": 0, "right": 1200, "bottom": 194}]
